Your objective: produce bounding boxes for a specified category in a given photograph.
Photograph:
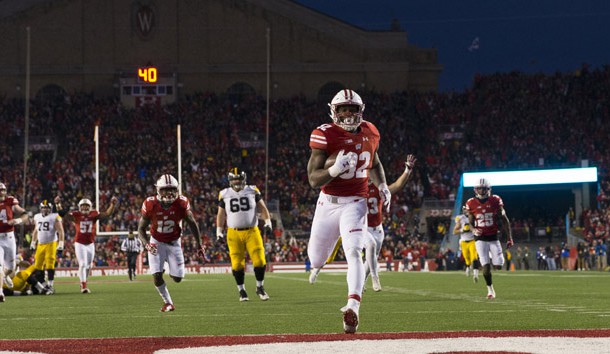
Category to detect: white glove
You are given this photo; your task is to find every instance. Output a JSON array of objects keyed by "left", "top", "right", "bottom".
[
  {"left": 378, "top": 183, "right": 391, "bottom": 213},
  {"left": 57, "top": 240, "right": 64, "bottom": 251},
  {"left": 216, "top": 227, "right": 224, "bottom": 240},
  {"left": 145, "top": 243, "right": 158, "bottom": 256},
  {"left": 30, "top": 240, "right": 37, "bottom": 250},
  {"left": 328, "top": 150, "right": 358, "bottom": 178}
]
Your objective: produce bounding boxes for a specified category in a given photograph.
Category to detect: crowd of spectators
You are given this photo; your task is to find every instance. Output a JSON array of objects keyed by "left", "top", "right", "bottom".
[{"left": 2, "top": 63, "right": 610, "bottom": 269}]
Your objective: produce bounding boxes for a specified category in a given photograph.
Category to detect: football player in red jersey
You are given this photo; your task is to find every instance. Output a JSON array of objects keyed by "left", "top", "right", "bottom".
[
  {"left": 465, "top": 178, "right": 513, "bottom": 299},
  {"left": 364, "top": 154, "right": 416, "bottom": 292},
  {"left": 138, "top": 174, "right": 204, "bottom": 312},
  {"left": 307, "top": 89, "right": 390, "bottom": 334},
  {"left": 0, "top": 182, "right": 29, "bottom": 302},
  {"left": 56, "top": 195, "right": 118, "bottom": 294}
]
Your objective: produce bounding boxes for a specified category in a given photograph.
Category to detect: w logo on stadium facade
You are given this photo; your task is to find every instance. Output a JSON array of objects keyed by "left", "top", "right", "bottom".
[{"left": 134, "top": 3, "right": 156, "bottom": 39}]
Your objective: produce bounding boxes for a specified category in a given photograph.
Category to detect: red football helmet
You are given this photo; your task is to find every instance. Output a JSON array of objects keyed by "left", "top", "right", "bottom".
[{"left": 328, "top": 89, "right": 365, "bottom": 132}]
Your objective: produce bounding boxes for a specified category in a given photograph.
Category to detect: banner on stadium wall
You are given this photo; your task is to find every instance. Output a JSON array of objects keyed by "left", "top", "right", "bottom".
[{"left": 54, "top": 264, "right": 234, "bottom": 277}]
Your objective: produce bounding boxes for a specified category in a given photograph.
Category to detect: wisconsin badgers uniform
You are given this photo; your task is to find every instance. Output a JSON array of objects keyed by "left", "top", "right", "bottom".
[
  {"left": 0, "top": 196, "right": 18, "bottom": 233},
  {"left": 310, "top": 121, "right": 380, "bottom": 198},
  {"left": 217, "top": 185, "right": 266, "bottom": 270},
  {"left": 308, "top": 121, "right": 380, "bottom": 291},
  {"left": 68, "top": 210, "right": 101, "bottom": 289},
  {"left": 366, "top": 183, "right": 383, "bottom": 228},
  {"left": 71, "top": 211, "right": 101, "bottom": 245},
  {"left": 363, "top": 183, "right": 385, "bottom": 281},
  {"left": 465, "top": 195, "right": 505, "bottom": 266},
  {"left": 0, "top": 196, "right": 19, "bottom": 280},
  {"left": 465, "top": 195, "right": 504, "bottom": 241},
  {"left": 141, "top": 195, "right": 190, "bottom": 277}
]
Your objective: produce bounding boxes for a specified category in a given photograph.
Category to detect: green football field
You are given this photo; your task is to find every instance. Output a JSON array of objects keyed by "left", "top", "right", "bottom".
[{"left": 1, "top": 270, "right": 609, "bottom": 339}]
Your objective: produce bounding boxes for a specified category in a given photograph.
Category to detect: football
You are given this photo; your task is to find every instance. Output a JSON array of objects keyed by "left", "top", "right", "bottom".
[{"left": 324, "top": 151, "right": 339, "bottom": 169}]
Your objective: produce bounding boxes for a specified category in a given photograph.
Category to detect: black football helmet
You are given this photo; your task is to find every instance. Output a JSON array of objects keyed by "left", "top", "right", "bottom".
[
  {"left": 228, "top": 168, "right": 247, "bottom": 192},
  {"left": 39, "top": 200, "right": 53, "bottom": 216}
]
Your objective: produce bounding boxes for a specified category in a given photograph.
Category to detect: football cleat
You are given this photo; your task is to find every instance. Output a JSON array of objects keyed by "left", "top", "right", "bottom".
[
  {"left": 473, "top": 274, "right": 479, "bottom": 283},
  {"left": 81, "top": 287, "right": 91, "bottom": 294},
  {"left": 4, "top": 275, "right": 13, "bottom": 289},
  {"left": 0, "top": 294, "right": 4, "bottom": 302},
  {"left": 341, "top": 306, "right": 359, "bottom": 334},
  {"left": 160, "top": 303, "right": 175, "bottom": 312},
  {"left": 239, "top": 289, "right": 249, "bottom": 302},
  {"left": 256, "top": 286, "right": 269, "bottom": 301},
  {"left": 309, "top": 267, "right": 321, "bottom": 284},
  {"left": 487, "top": 289, "right": 496, "bottom": 300},
  {"left": 371, "top": 276, "right": 382, "bottom": 292},
  {"left": 44, "top": 286, "right": 55, "bottom": 295}
]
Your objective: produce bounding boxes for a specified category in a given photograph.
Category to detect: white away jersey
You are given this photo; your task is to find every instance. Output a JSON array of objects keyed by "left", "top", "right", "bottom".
[
  {"left": 33, "top": 212, "right": 62, "bottom": 244},
  {"left": 218, "top": 185, "right": 262, "bottom": 229},
  {"left": 455, "top": 214, "right": 474, "bottom": 242}
]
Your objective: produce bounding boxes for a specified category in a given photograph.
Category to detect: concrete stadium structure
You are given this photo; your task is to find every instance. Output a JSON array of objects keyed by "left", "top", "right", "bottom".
[{"left": 0, "top": 0, "right": 442, "bottom": 106}]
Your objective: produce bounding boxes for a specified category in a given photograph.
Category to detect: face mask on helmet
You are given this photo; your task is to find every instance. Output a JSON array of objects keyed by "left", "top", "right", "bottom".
[
  {"left": 40, "top": 200, "right": 53, "bottom": 216},
  {"left": 78, "top": 198, "right": 93, "bottom": 214},
  {"left": 474, "top": 178, "right": 491, "bottom": 199},
  {"left": 228, "top": 168, "right": 247, "bottom": 192},
  {"left": 328, "top": 89, "right": 365, "bottom": 132},
  {"left": 156, "top": 174, "right": 179, "bottom": 204}
]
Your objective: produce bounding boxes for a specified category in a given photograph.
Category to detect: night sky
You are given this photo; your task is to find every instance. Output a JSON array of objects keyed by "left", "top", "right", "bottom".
[{"left": 294, "top": 0, "right": 610, "bottom": 92}]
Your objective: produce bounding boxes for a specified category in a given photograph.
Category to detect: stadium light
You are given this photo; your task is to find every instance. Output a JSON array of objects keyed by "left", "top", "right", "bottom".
[{"left": 462, "top": 167, "right": 598, "bottom": 187}]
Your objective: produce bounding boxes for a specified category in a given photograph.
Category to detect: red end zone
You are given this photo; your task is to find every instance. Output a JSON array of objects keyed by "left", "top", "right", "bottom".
[{"left": 1, "top": 329, "right": 609, "bottom": 354}]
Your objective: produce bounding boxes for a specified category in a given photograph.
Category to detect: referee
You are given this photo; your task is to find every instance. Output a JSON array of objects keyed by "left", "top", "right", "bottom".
[{"left": 121, "top": 231, "right": 143, "bottom": 281}]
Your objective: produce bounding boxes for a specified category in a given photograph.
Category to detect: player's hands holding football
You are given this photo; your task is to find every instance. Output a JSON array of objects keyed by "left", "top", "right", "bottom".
[
  {"left": 328, "top": 150, "right": 358, "bottom": 178},
  {"left": 378, "top": 183, "right": 391, "bottom": 213},
  {"left": 216, "top": 227, "right": 225, "bottom": 241},
  {"left": 145, "top": 243, "right": 158, "bottom": 256}
]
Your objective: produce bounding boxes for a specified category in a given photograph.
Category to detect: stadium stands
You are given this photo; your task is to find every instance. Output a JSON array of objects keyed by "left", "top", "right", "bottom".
[{"left": 2, "top": 65, "right": 610, "bottom": 269}]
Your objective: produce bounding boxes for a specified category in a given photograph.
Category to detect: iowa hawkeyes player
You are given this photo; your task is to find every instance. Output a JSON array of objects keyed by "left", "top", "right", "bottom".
[
  {"left": 216, "top": 168, "right": 272, "bottom": 302},
  {"left": 31, "top": 200, "right": 65, "bottom": 292}
]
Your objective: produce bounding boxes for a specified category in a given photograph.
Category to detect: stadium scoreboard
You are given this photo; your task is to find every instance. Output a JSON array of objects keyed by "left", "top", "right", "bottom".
[{"left": 119, "top": 65, "right": 176, "bottom": 108}]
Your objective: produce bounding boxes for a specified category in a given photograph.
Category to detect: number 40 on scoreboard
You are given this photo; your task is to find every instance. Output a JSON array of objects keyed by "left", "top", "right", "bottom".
[{"left": 138, "top": 66, "right": 158, "bottom": 83}]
